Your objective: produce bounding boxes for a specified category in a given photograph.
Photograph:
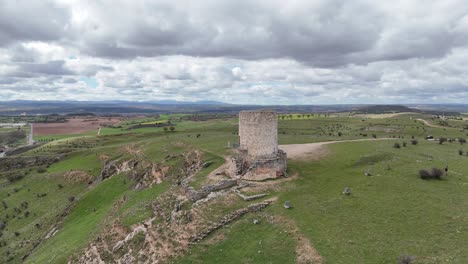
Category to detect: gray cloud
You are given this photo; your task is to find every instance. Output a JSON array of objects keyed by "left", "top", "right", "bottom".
[
  {"left": 0, "top": 1, "right": 70, "bottom": 46},
  {"left": 19, "top": 60, "right": 74, "bottom": 76},
  {"left": 1, "top": 1, "right": 468, "bottom": 104}
]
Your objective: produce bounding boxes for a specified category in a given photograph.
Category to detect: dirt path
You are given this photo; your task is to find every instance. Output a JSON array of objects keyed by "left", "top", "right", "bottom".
[
  {"left": 206, "top": 156, "right": 232, "bottom": 182},
  {"left": 279, "top": 138, "right": 395, "bottom": 160},
  {"left": 28, "top": 123, "right": 34, "bottom": 145},
  {"left": 416, "top": 118, "right": 446, "bottom": 128}
]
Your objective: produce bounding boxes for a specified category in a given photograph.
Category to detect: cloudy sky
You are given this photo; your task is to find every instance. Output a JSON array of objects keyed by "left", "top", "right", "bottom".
[{"left": 1, "top": 0, "right": 468, "bottom": 104}]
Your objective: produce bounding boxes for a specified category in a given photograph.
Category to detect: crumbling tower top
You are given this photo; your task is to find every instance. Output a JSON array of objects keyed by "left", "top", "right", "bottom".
[{"left": 239, "top": 110, "right": 278, "bottom": 158}]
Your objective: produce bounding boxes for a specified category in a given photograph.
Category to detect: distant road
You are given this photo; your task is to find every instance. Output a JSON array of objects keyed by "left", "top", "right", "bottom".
[{"left": 28, "top": 123, "right": 34, "bottom": 145}]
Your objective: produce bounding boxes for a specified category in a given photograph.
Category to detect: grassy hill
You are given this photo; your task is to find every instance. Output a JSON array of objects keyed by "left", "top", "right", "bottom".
[{"left": 1, "top": 112, "right": 467, "bottom": 263}]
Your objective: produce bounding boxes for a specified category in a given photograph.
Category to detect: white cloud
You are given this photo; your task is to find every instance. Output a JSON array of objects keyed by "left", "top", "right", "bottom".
[{"left": 1, "top": 0, "right": 468, "bottom": 104}]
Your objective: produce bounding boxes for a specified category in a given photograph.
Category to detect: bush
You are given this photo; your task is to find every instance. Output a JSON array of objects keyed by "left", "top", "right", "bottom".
[
  {"left": 419, "top": 169, "right": 431, "bottom": 179},
  {"left": 402, "top": 141, "right": 407, "bottom": 147},
  {"left": 399, "top": 255, "right": 414, "bottom": 264},
  {"left": 431, "top": 168, "right": 443, "bottom": 179},
  {"left": 439, "top": 137, "right": 447, "bottom": 144},
  {"left": 419, "top": 167, "right": 444, "bottom": 180},
  {"left": 6, "top": 173, "right": 24, "bottom": 183},
  {"left": 458, "top": 138, "right": 466, "bottom": 145},
  {"left": 459, "top": 149, "right": 464, "bottom": 156},
  {"left": 393, "top": 142, "right": 401, "bottom": 149},
  {"left": 411, "top": 139, "right": 418, "bottom": 145}
]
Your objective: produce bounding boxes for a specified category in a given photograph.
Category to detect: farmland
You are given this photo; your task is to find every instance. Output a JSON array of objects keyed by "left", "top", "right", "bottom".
[{"left": 0, "top": 112, "right": 467, "bottom": 263}]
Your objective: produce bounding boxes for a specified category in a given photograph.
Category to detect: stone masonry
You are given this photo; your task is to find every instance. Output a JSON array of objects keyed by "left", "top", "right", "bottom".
[{"left": 230, "top": 110, "right": 287, "bottom": 181}]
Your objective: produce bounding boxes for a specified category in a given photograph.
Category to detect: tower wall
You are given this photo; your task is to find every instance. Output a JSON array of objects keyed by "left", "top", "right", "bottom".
[{"left": 239, "top": 110, "right": 278, "bottom": 158}]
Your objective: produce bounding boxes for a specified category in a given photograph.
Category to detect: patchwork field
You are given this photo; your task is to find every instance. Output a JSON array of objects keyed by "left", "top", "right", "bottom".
[
  {"left": 1, "top": 112, "right": 467, "bottom": 263},
  {"left": 33, "top": 117, "right": 124, "bottom": 137}
]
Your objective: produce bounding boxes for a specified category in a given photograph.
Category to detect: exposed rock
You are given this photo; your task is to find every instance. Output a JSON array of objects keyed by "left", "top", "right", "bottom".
[
  {"left": 232, "top": 188, "right": 268, "bottom": 201},
  {"left": 0, "top": 154, "right": 63, "bottom": 172},
  {"left": 186, "top": 179, "right": 238, "bottom": 202},
  {"left": 343, "top": 187, "right": 351, "bottom": 195},
  {"left": 190, "top": 201, "right": 272, "bottom": 243}
]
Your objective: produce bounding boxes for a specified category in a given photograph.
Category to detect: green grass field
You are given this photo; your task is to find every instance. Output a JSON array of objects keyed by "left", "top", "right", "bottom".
[{"left": 1, "top": 112, "right": 467, "bottom": 263}]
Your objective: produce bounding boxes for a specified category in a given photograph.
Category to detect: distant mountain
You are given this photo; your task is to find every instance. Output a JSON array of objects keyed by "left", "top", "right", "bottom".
[
  {"left": 355, "top": 105, "right": 461, "bottom": 116},
  {"left": 0, "top": 101, "right": 466, "bottom": 116},
  {"left": 354, "top": 105, "right": 419, "bottom": 114}
]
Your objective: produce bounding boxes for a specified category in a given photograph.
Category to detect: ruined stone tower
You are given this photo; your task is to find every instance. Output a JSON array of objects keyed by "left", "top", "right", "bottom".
[
  {"left": 230, "top": 110, "right": 287, "bottom": 181},
  {"left": 239, "top": 110, "right": 278, "bottom": 158}
]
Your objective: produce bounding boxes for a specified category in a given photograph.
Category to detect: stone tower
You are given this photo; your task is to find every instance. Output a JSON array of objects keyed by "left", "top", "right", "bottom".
[
  {"left": 230, "top": 110, "right": 287, "bottom": 181},
  {"left": 239, "top": 110, "right": 278, "bottom": 158}
]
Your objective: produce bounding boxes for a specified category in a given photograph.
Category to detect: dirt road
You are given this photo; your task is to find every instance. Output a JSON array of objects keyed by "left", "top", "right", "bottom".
[
  {"left": 279, "top": 138, "right": 395, "bottom": 160},
  {"left": 416, "top": 118, "right": 445, "bottom": 128}
]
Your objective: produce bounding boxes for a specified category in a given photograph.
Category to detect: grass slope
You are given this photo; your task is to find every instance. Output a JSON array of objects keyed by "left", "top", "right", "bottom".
[{"left": 274, "top": 140, "right": 467, "bottom": 263}]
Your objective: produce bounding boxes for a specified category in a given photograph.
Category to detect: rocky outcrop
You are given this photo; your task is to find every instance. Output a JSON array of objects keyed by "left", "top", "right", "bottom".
[
  {"left": 97, "top": 159, "right": 138, "bottom": 182},
  {"left": 185, "top": 179, "right": 238, "bottom": 202},
  {"left": 232, "top": 188, "right": 268, "bottom": 201},
  {"left": 189, "top": 201, "right": 272, "bottom": 242},
  {"left": 4, "top": 143, "right": 42, "bottom": 156},
  {"left": 0, "top": 155, "right": 63, "bottom": 172}
]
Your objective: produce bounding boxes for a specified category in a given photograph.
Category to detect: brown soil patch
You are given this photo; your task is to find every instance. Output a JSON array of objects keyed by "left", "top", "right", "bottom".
[
  {"left": 279, "top": 138, "right": 395, "bottom": 160},
  {"left": 33, "top": 117, "right": 124, "bottom": 136},
  {"left": 63, "top": 170, "right": 92, "bottom": 183},
  {"left": 122, "top": 143, "right": 143, "bottom": 156},
  {"left": 270, "top": 215, "right": 323, "bottom": 264},
  {"left": 99, "top": 154, "right": 110, "bottom": 161}
]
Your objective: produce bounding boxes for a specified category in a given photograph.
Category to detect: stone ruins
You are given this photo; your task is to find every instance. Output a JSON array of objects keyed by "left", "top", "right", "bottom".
[{"left": 230, "top": 110, "right": 287, "bottom": 181}]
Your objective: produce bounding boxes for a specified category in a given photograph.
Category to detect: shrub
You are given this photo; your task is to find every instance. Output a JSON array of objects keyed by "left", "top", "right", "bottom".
[
  {"left": 6, "top": 173, "right": 24, "bottom": 183},
  {"left": 399, "top": 255, "right": 414, "bottom": 264},
  {"left": 420, "top": 167, "right": 443, "bottom": 180},
  {"left": 419, "top": 169, "right": 431, "bottom": 179},
  {"left": 410, "top": 139, "right": 418, "bottom": 145},
  {"left": 459, "top": 149, "right": 464, "bottom": 156},
  {"left": 68, "top": 196, "right": 75, "bottom": 202},
  {"left": 37, "top": 167, "right": 47, "bottom": 173},
  {"left": 431, "top": 168, "right": 443, "bottom": 179},
  {"left": 169, "top": 126, "right": 175, "bottom": 132},
  {"left": 439, "top": 137, "right": 447, "bottom": 144},
  {"left": 372, "top": 134, "right": 377, "bottom": 138},
  {"left": 402, "top": 141, "right": 407, "bottom": 147},
  {"left": 458, "top": 138, "right": 466, "bottom": 145},
  {"left": 393, "top": 142, "right": 401, "bottom": 149}
]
